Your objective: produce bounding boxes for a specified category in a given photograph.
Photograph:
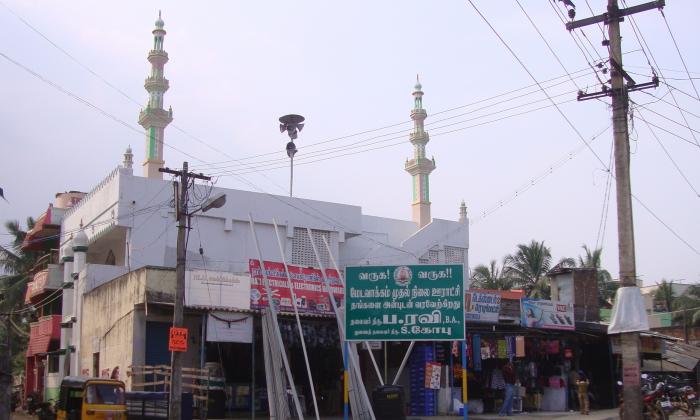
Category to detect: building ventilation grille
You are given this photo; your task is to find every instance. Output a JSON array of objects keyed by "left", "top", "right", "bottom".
[
  {"left": 445, "top": 246, "right": 465, "bottom": 264},
  {"left": 292, "top": 227, "right": 331, "bottom": 268}
]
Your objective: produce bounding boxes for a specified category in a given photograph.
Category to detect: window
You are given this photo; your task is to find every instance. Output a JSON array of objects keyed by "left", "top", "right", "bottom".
[
  {"left": 429, "top": 250, "right": 440, "bottom": 263},
  {"left": 419, "top": 249, "right": 440, "bottom": 264},
  {"left": 292, "top": 227, "right": 332, "bottom": 268},
  {"left": 445, "top": 246, "right": 466, "bottom": 264},
  {"left": 86, "top": 384, "right": 125, "bottom": 405},
  {"left": 48, "top": 354, "right": 60, "bottom": 373}
]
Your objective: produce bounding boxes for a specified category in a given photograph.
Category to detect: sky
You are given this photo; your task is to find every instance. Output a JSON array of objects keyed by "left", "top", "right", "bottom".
[{"left": 0, "top": 1, "right": 698, "bottom": 286}]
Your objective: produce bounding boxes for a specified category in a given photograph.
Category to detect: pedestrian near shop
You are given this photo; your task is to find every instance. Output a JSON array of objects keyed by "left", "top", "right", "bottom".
[
  {"left": 499, "top": 361, "right": 517, "bottom": 417},
  {"left": 576, "top": 370, "right": 590, "bottom": 415}
]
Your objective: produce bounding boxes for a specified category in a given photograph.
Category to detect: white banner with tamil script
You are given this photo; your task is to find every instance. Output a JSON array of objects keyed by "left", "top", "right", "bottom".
[
  {"left": 185, "top": 270, "right": 250, "bottom": 310},
  {"left": 465, "top": 291, "right": 501, "bottom": 323}
]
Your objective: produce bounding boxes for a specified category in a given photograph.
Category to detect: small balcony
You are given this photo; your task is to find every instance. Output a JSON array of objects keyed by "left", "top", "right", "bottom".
[
  {"left": 25, "top": 264, "right": 63, "bottom": 304},
  {"left": 27, "top": 315, "right": 61, "bottom": 356}
]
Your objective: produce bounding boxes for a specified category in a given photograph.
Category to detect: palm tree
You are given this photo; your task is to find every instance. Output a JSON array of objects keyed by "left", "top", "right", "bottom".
[
  {"left": 0, "top": 218, "right": 39, "bottom": 311},
  {"left": 672, "top": 285, "right": 700, "bottom": 326},
  {"left": 654, "top": 280, "right": 675, "bottom": 312},
  {"left": 504, "top": 240, "right": 552, "bottom": 297},
  {"left": 577, "top": 245, "right": 617, "bottom": 304},
  {"left": 0, "top": 218, "right": 40, "bottom": 374},
  {"left": 470, "top": 260, "right": 514, "bottom": 290}
]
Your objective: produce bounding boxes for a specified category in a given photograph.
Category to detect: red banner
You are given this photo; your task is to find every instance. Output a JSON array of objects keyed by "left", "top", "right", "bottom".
[{"left": 249, "top": 260, "right": 344, "bottom": 315}]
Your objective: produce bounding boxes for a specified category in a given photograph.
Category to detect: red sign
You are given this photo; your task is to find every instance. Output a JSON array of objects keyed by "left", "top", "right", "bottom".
[
  {"left": 249, "top": 260, "right": 343, "bottom": 315},
  {"left": 169, "top": 327, "right": 188, "bottom": 352},
  {"left": 623, "top": 365, "right": 640, "bottom": 386}
]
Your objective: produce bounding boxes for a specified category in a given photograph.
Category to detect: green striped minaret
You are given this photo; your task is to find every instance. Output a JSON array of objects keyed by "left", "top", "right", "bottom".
[
  {"left": 138, "top": 11, "right": 173, "bottom": 179},
  {"left": 404, "top": 76, "right": 436, "bottom": 228}
]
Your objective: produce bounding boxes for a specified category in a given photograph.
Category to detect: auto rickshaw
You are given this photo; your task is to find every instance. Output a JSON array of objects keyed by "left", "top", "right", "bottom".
[{"left": 56, "top": 376, "right": 127, "bottom": 420}]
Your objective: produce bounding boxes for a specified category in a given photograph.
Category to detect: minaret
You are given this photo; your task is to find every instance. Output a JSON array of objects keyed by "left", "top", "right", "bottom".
[
  {"left": 459, "top": 200, "right": 468, "bottom": 223},
  {"left": 123, "top": 145, "right": 134, "bottom": 169},
  {"left": 139, "top": 11, "right": 173, "bottom": 179},
  {"left": 404, "top": 76, "right": 436, "bottom": 228}
]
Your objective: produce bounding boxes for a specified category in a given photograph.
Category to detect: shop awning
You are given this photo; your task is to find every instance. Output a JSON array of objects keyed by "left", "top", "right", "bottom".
[{"left": 642, "top": 358, "right": 692, "bottom": 373}]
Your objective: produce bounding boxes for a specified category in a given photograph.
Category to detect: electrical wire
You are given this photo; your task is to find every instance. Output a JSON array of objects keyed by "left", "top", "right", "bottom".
[
  {"left": 470, "top": 124, "right": 611, "bottom": 226},
  {"left": 659, "top": 9, "right": 700, "bottom": 101},
  {"left": 191, "top": 68, "right": 599, "bottom": 171},
  {"left": 548, "top": 0, "right": 608, "bottom": 87},
  {"left": 209, "top": 97, "right": 579, "bottom": 178},
  {"left": 204, "top": 90, "right": 582, "bottom": 175},
  {"left": 634, "top": 108, "right": 700, "bottom": 198},
  {"left": 0, "top": 51, "right": 206, "bottom": 164},
  {"left": 466, "top": 0, "right": 700, "bottom": 258},
  {"left": 516, "top": 0, "right": 581, "bottom": 91},
  {"left": 595, "top": 140, "right": 615, "bottom": 251},
  {"left": 618, "top": 0, "right": 700, "bottom": 148}
]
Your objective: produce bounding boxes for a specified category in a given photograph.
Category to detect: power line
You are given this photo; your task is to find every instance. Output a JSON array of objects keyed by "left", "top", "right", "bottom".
[
  {"left": 468, "top": 0, "right": 608, "bottom": 167},
  {"left": 191, "top": 68, "right": 600, "bottom": 170},
  {"left": 639, "top": 90, "right": 700, "bottom": 120},
  {"left": 516, "top": 0, "right": 581, "bottom": 91},
  {"left": 595, "top": 141, "right": 615, "bottom": 251},
  {"left": 0, "top": 51, "right": 206, "bottom": 164},
  {"left": 203, "top": 89, "right": 582, "bottom": 174},
  {"left": 659, "top": 9, "right": 700, "bottom": 101},
  {"left": 471, "top": 124, "right": 612, "bottom": 226},
  {"left": 632, "top": 102, "right": 700, "bottom": 138},
  {"left": 618, "top": 0, "right": 700, "bottom": 147},
  {"left": 467, "top": 0, "right": 700, "bottom": 259},
  {"left": 634, "top": 108, "right": 700, "bottom": 198},
  {"left": 209, "top": 97, "right": 579, "bottom": 178},
  {"left": 548, "top": 0, "right": 608, "bottom": 87}
]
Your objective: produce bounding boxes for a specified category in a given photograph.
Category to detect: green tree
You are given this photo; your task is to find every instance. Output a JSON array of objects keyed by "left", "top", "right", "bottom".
[
  {"left": 672, "top": 285, "right": 700, "bottom": 326},
  {"left": 0, "top": 218, "right": 40, "bottom": 374},
  {"left": 654, "top": 280, "right": 675, "bottom": 312},
  {"left": 470, "top": 259, "right": 514, "bottom": 290},
  {"left": 504, "top": 240, "right": 552, "bottom": 298}
]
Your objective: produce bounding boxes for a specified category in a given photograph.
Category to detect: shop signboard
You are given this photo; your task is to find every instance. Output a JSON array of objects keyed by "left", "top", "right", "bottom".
[
  {"left": 249, "top": 260, "right": 343, "bottom": 315},
  {"left": 206, "top": 312, "right": 253, "bottom": 343},
  {"left": 520, "top": 298, "right": 575, "bottom": 330},
  {"left": 465, "top": 291, "right": 501, "bottom": 323},
  {"left": 345, "top": 264, "right": 465, "bottom": 341},
  {"left": 185, "top": 270, "right": 251, "bottom": 310}
]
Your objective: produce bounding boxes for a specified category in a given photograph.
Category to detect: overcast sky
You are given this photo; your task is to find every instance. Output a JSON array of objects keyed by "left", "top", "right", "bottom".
[{"left": 1, "top": 1, "right": 698, "bottom": 286}]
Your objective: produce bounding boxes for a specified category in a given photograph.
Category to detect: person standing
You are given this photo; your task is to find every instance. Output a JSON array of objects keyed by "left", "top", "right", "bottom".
[
  {"left": 576, "top": 370, "right": 590, "bottom": 415},
  {"left": 499, "top": 361, "right": 517, "bottom": 417}
]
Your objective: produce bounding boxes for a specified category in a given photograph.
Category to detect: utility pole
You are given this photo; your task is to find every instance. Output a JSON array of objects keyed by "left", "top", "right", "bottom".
[
  {"left": 0, "top": 314, "right": 11, "bottom": 420},
  {"left": 566, "top": 1, "right": 663, "bottom": 419},
  {"left": 160, "top": 163, "right": 211, "bottom": 420}
]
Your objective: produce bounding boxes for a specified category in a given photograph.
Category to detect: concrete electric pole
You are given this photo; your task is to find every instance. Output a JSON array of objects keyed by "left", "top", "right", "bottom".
[
  {"left": 566, "top": 1, "right": 663, "bottom": 418},
  {"left": 160, "top": 163, "right": 211, "bottom": 420}
]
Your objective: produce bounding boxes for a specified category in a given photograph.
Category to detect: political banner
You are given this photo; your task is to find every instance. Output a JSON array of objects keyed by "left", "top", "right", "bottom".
[
  {"left": 465, "top": 291, "right": 501, "bottom": 323},
  {"left": 249, "top": 260, "right": 343, "bottom": 315},
  {"left": 345, "top": 264, "right": 465, "bottom": 341},
  {"left": 520, "top": 298, "right": 575, "bottom": 330}
]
